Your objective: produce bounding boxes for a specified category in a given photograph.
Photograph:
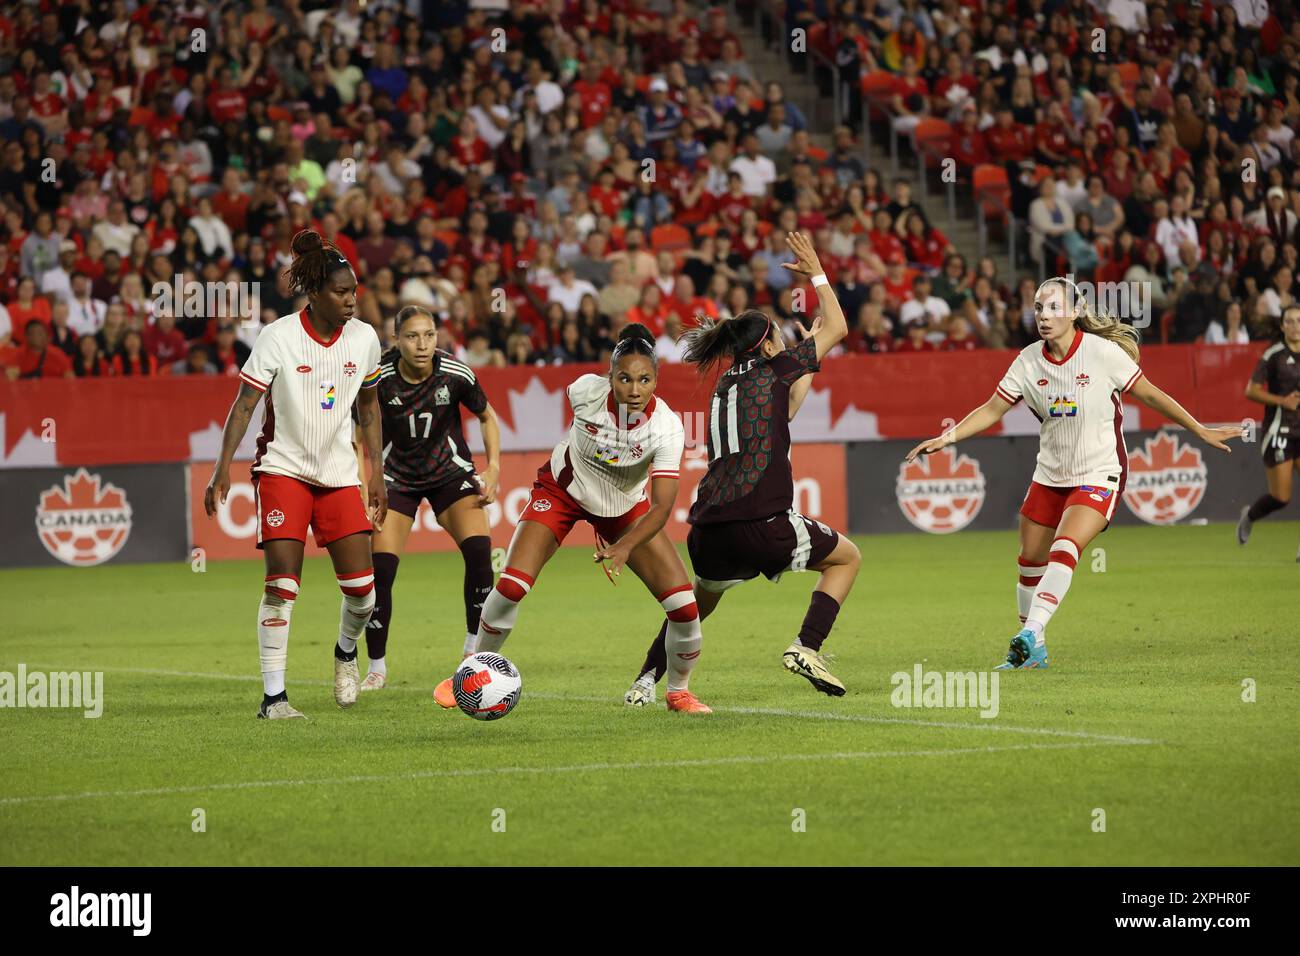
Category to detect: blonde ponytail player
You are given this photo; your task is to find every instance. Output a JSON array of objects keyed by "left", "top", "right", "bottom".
[{"left": 906, "top": 277, "right": 1243, "bottom": 669}]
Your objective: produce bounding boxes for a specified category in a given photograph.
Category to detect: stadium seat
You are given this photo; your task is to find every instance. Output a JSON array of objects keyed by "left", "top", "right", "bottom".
[
  {"left": 973, "top": 164, "right": 1013, "bottom": 265},
  {"left": 1117, "top": 62, "right": 1140, "bottom": 91},
  {"left": 913, "top": 118, "right": 952, "bottom": 171},
  {"left": 650, "top": 223, "right": 691, "bottom": 252},
  {"left": 860, "top": 71, "right": 897, "bottom": 121}
]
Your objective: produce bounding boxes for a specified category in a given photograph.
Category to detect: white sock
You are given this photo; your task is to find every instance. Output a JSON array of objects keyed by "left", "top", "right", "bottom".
[
  {"left": 1016, "top": 556, "right": 1046, "bottom": 627},
  {"left": 462, "top": 632, "right": 477, "bottom": 657},
  {"left": 337, "top": 568, "right": 376, "bottom": 654},
  {"left": 659, "top": 585, "right": 702, "bottom": 693},
  {"left": 474, "top": 567, "right": 532, "bottom": 653},
  {"left": 260, "top": 574, "right": 299, "bottom": 696},
  {"left": 368, "top": 656, "right": 386, "bottom": 676},
  {"left": 1025, "top": 538, "right": 1079, "bottom": 646}
]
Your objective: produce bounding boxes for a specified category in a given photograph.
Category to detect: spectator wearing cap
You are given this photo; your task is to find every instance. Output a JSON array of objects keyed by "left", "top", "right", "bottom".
[
  {"left": 39, "top": 239, "right": 80, "bottom": 305},
  {"left": 641, "top": 78, "right": 683, "bottom": 144},
  {"left": 1246, "top": 187, "right": 1298, "bottom": 244},
  {"left": 894, "top": 317, "right": 936, "bottom": 352},
  {"left": 2, "top": 319, "right": 73, "bottom": 380}
]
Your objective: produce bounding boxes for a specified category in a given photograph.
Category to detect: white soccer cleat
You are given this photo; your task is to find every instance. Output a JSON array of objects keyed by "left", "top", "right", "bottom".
[
  {"left": 359, "top": 671, "right": 387, "bottom": 692},
  {"left": 257, "top": 699, "right": 308, "bottom": 720},
  {"left": 624, "top": 673, "right": 656, "bottom": 707},
  {"left": 334, "top": 656, "right": 360, "bottom": 708}
]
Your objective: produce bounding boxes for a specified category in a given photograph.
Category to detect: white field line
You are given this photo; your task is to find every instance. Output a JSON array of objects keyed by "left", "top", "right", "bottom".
[
  {"left": 0, "top": 740, "right": 1146, "bottom": 807},
  {"left": 5, "top": 662, "right": 1159, "bottom": 745}
]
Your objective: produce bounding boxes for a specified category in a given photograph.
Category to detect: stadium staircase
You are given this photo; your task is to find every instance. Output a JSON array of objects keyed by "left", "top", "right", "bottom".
[{"left": 727, "top": 2, "right": 1005, "bottom": 278}]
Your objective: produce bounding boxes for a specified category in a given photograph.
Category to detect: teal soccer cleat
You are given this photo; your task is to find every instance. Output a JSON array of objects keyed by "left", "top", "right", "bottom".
[{"left": 993, "top": 628, "right": 1049, "bottom": 670}]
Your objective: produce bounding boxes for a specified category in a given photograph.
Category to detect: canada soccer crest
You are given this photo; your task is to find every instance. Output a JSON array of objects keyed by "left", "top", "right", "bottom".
[
  {"left": 34, "top": 469, "right": 133, "bottom": 566},
  {"left": 1122, "top": 432, "right": 1207, "bottom": 525},
  {"left": 896, "top": 447, "right": 986, "bottom": 534}
]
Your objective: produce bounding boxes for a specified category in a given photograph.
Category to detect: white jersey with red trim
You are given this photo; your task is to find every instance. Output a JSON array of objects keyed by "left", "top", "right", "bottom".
[
  {"left": 995, "top": 330, "right": 1143, "bottom": 488},
  {"left": 239, "top": 309, "right": 382, "bottom": 488},
  {"left": 550, "top": 373, "right": 684, "bottom": 517}
]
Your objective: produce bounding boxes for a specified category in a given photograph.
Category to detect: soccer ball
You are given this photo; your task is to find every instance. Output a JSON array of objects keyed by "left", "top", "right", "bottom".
[{"left": 451, "top": 653, "right": 522, "bottom": 720}]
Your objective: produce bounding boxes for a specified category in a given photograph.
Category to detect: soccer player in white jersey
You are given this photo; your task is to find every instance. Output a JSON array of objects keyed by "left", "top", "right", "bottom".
[
  {"left": 434, "top": 323, "right": 712, "bottom": 713},
  {"left": 204, "top": 230, "right": 387, "bottom": 719},
  {"left": 907, "top": 277, "right": 1242, "bottom": 669}
]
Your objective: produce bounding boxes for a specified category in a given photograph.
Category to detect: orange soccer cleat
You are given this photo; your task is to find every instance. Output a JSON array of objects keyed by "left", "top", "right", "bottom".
[
  {"left": 665, "top": 690, "right": 713, "bottom": 714},
  {"left": 433, "top": 677, "right": 457, "bottom": 709}
]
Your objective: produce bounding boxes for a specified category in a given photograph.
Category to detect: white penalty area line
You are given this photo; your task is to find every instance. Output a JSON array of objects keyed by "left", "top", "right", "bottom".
[
  {"left": 0, "top": 740, "right": 1146, "bottom": 807},
  {"left": 5, "top": 662, "right": 1159, "bottom": 746}
]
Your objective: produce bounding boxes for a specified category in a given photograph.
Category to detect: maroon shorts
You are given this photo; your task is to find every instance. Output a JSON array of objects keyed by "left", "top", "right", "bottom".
[
  {"left": 253, "top": 473, "right": 372, "bottom": 549},
  {"left": 387, "top": 474, "right": 480, "bottom": 519},
  {"left": 688, "top": 512, "right": 840, "bottom": 592},
  {"left": 519, "top": 462, "right": 649, "bottom": 544},
  {"left": 1019, "top": 481, "right": 1120, "bottom": 527}
]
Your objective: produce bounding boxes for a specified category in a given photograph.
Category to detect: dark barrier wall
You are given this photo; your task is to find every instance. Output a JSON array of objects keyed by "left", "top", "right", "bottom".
[
  {"left": 0, "top": 465, "right": 189, "bottom": 568},
  {"left": 848, "top": 429, "right": 1277, "bottom": 534}
]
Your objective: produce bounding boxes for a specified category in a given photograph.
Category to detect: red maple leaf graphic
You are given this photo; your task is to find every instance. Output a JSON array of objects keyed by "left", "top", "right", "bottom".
[
  {"left": 38, "top": 468, "right": 126, "bottom": 512},
  {"left": 1128, "top": 432, "right": 1203, "bottom": 473}
]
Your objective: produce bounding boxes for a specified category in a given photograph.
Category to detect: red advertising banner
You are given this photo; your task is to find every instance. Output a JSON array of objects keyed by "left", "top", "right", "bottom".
[
  {"left": 2, "top": 345, "right": 1263, "bottom": 468},
  {"left": 189, "top": 444, "right": 847, "bottom": 560}
]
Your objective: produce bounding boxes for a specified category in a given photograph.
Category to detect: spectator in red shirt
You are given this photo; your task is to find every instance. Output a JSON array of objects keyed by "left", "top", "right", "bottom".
[
  {"left": 940, "top": 314, "right": 981, "bottom": 351},
  {"left": 211, "top": 168, "right": 250, "bottom": 236},
  {"left": 950, "top": 104, "right": 988, "bottom": 169},
  {"left": 205, "top": 68, "right": 248, "bottom": 124},
  {"left": 699, "top": 7, "right": 742, "bottom": 61},
  {"left": 7, "top": 278, "right": 52, "bottom": 345},
  {"left": 2, "top": 320, "right": 74, "bottom": 379},
  {"left": 208, "top": 323, "right": 251, "bottom": 375},
  {"left": 110, "top": 329, "right": 158, "bottom": 376},
  {"left": 143, "top": 311, "right": 188, "bottom": 366},
  {"left": 72, "top": 334, "right": 111, "bottom": 377},
  {"left": 894, "top": 317, "right": 936, "bottom": 352},
  {"left": 985, "top": 109, "right": 1033, "bottom": 164}
]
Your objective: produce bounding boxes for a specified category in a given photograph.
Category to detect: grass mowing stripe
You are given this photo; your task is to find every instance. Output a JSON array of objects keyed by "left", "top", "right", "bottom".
[
  {"left": 5, "top": 661, "right": 1159, "bottom": 745},
  {"left": 0, "top": 739, "right": 1152, "bottom": 807}
]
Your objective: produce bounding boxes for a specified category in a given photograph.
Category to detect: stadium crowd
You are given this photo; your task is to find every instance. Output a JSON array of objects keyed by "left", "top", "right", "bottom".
[{"left": 0, "top": 0, "right": 1297, "bottom": 381}]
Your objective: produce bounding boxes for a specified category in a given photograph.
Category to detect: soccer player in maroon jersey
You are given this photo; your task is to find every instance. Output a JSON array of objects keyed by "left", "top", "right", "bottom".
[
  {"left": 1238, "top": 305, "right": 1300, "bottom": 558},
  {"left": 627, "top": 232, "right": 861, "bottom": 704},
  {"left": 362, "top": 306, "right": 503, "bottom": 696},
  {"left": 204, "top": 230, "right": 387, "bottom": 719},
  {"left": 435, "top": 323, "right": 713, "bottom": 713}
]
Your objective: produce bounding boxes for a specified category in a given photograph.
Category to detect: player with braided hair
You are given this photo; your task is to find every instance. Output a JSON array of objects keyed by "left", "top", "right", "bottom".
[
  {"left": 204, "top": 229, "right": 386, "bottom": 719},
  {"left": 433, "top": 322, "right": 712, "bottom": 713}
]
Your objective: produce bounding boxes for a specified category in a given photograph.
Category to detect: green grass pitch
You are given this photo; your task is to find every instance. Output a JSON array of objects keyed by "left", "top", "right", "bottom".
[{"left": 2, "top": 520, "right": 1297, "bottom": 866}]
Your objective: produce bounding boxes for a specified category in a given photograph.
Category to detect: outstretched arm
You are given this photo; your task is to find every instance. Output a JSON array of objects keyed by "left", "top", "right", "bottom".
[
  {"left": 904, "top": 394, "right": 1014, "bottom": 462},
  {"left": 781, "top": 231, "right": 847, "bottom": 361},
  {"left": 1130, "top": 376, "right": 1243, "bottom": 451}
]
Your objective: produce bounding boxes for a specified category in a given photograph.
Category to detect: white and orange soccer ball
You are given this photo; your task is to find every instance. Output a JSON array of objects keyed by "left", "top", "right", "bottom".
[{"left": 451, "top": 653, "right": 522, "bottom": 721}]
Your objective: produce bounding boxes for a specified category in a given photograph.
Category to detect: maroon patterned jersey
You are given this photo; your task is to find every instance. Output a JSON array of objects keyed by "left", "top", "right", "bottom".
[{"left": 689, "top": 336, "right": 820, "bottom": 525}]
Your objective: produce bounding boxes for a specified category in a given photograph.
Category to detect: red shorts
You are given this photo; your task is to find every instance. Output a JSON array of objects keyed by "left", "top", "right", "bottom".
[
  {"left": 253, "top": 473, "right": 372, "bottom": 549},
  {"left": 1019, "top": 481, "right": 1120, "bottom": 527},
  {"left": 519, "top": 463, "right": 649, "bottom": 544}
]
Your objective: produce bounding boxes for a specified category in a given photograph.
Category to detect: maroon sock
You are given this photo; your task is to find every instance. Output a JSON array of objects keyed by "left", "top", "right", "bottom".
[
  {"left": 797, "top": 591, "right": 841, "bottom": 652},
  {"left": 641, "top": 621, "right": 669, "bottom": 682}
]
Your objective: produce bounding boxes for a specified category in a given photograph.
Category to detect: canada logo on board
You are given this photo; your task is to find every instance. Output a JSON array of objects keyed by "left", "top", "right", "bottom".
[
  {"left": 34, "top": 468, "right": 133, "bottom": 566},
  {"left": 896, "top": 447, "right": 986, "bottom": 534},
  {"left": 1122, "top": 432, "right": 1207, "bottom": 525}
]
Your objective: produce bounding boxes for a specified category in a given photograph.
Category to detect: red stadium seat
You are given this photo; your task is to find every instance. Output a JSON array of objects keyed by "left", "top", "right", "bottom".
[
  {"left": 1117, "top": 62, "right": 1140, "bottom": 91},
  {"left": 861, "top": 71, "right": 897, "bottom": 122},
  {"left": 650, "top": 223, "right": 691, "bottom": 252},
  {"left": 972, "top": 165, "right": 1010, "bottom": 221},
  {"left": 434, "top": 230, "right": 461, "bottom": 248},
  {"left": 913, "top": 118, "right": 953, "bottom": 171}
]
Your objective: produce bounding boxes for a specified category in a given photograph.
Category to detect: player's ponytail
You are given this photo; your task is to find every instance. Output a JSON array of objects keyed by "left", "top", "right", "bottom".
[
  {"left": 285, "top": 229, "right": 353, "bottom": 297},
  {"left": 611, "top": 322, "right": 657, "bottom": 368},
  {"left": 1042, "top": 277, "right": 1141, "bottom": 364},
  {"left": 681, "top": 309, "right": 773, "bottom": 375}
]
